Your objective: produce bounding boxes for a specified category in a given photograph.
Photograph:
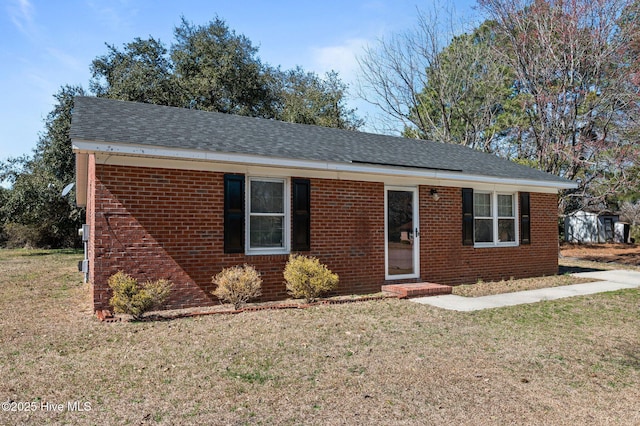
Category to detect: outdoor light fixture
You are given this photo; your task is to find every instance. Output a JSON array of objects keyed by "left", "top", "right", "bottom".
[{"left": 430, "top": 188, "right": 440, "bottom": 201}]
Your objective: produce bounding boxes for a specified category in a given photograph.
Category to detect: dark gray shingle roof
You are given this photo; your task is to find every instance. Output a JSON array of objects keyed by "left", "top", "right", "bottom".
[{"left": 70, "top": 96, "right": 571, "bottom": 185}]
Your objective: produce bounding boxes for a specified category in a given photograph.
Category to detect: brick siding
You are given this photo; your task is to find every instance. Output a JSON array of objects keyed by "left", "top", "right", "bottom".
[
  {"left": 88, "top": 161, "right": 558, "bottom": 311},
  {"left": 419, "top": 186, "right": 558, "bottom": 285}
]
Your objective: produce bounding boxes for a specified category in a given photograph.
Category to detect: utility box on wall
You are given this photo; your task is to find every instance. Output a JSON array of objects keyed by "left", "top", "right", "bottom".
[
  {"left": 79, "top": 224, "right": 89, "bottom": 241},
  {"left": 77, "top": 259, "right": 89, "bottom": 273},
  {"left": 79, "top": 224, "right": 90, "bottom": 283}
]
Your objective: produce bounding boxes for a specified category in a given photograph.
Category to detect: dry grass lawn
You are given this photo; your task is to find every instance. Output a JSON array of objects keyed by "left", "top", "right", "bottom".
[
  {"left": 452, "top": 274, "right": 597, "bottom": 297},
  {"left": 1, "top": 249, "right": 639, "bottom": 425},
  {"left": 561, "top": 243, "right": 640, "bottom": 268}
]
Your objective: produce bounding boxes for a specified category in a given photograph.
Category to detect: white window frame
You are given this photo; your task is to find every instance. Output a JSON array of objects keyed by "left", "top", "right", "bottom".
[
  {"left": 246, "top": 177, "right": 290, "bottom": 255},
  {"left": 474, "top": 191, "right": 519, "bottom": 248},
  {"left": 473, "top": 192, "right": 494, "bottom": 244}
]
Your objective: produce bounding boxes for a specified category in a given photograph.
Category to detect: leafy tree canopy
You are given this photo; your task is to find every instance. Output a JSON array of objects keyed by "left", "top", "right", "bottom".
[
  {"left": 90, "top": 16, "right": 362, "bottom": 129},
  {"left": 90, "top": 36, "right": 179, "bottom": 106},
  {"left": 0, "top": 85, "right": 85, "bottom": 248},
  {"left": 273, "top": 67, "right": 364, "bottom": 130}
]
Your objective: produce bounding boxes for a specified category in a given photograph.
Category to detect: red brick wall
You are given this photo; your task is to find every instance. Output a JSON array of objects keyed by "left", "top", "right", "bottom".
[
  {"left": 419, "top": 186, "right": 558, "bottom": 285},
  {"left": 90, "top": 165, "right": 385, "bottom": 310},
  {"left": 89, "top": 164, "right": 558, "bottom": 311}
]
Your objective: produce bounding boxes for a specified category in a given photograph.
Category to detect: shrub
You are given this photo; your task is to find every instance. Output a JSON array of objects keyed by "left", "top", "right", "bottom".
[
  {"left": 212, "top": 264, "right": 262, "bottom": 310},
  {"left": 108, "top": 271, "right": 172, "bottom": 320},
  {"left": 631, "top": 224, "right": 640, "bottom": 244},
  {"left": 284, "top": 254, "right": 338, "bottom": 303},
  {"left": 142, "top": 279, "right": 172, "bottom": 307},
  {"left": 2, "top": 223, "right": 40, "bottom": 249}
]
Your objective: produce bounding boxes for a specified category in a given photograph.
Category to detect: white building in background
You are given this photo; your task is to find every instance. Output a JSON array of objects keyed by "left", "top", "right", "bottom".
[{"left": 564, "top": 210, "right": 630, "bottom": 243}]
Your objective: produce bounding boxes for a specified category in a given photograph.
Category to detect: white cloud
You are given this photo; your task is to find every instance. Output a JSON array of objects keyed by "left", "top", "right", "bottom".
[
  {"left": 311, "top": 38, "right": 369, "bottom": 84},
  {"left": 8, "top": 0, "right": 35, "bottom": 36}
]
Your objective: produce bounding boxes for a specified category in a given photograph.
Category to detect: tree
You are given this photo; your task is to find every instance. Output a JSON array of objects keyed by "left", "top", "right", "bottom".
[
  {"left": 479, "top": 0, "right": 640, "bottom": 211},
  {"left": 358, "top": 9, "right": 512, "bottom": 148},
  {"left": 90, "top": 37, "right": 180, "bottom": 106},
  {"left": 0, "top": 186, "right": 8, "bottom": 245},
  {"left": 617, "top": 0, "right": 640, "bottom": 89},
  {"left": 358, "top": 8, "right": 445, "bottom": 136},
  {"left": 273, "top": 67, "right": 363, "bottom": 130},
  {"left": 620, "top": 201, "right": 640, "bottom": 226},
  {"left": 0, "top": 86, "right": 85, "bottom": 248},
  {"left": 406, "top": 21, "right": 519, "bottom": 154},
  {"left": 171, "top": 17, "right": 277, "bottom": 116},
  {"left": 2, "top": 16, "right": 363, "bottom": 248},
  {"left": 360, "top": 2, "right": 639, "bottom": 211},
  {"left": 89, "top": 16, "right": 362, "bottom": 129}
]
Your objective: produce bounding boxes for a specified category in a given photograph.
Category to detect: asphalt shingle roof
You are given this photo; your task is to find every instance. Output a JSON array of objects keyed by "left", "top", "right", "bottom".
[{"left": 70, "top": 96, "right": 571, "bottom": 185}]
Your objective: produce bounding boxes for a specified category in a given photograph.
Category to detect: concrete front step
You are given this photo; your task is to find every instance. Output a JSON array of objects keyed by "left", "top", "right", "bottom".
[{"left": 382, "top": 282, "right": 452, "bottom": 299}]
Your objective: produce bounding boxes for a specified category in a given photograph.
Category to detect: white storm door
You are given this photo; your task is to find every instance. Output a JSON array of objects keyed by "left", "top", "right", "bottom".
[{"left": 385, "top": 187, "right": 419, "bottom": 280}]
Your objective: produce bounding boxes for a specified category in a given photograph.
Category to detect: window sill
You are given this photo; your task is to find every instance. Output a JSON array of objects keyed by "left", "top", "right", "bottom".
[
  {"left": 246, "top": 248, "right": 290, "bottom": 256},
  {"left": 474, "top": 242, "right": 519, "bottom": 249}
]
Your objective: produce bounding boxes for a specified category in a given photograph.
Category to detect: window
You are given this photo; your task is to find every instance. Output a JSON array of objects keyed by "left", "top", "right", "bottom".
[
  {"left": 497, "top": 194, "right": 516, "bottom": 243},
  {"left": 224, "top": 174, "right": 310, "bottom": 255},
  {"left": 467, "top": 190, "right": 518, "bottom": 247},
  {"left": 474, "top": 192, "right": 493, "bottom": 243},
  {"left": 247, "top": 177, "right": 289, "bottom": 253}
]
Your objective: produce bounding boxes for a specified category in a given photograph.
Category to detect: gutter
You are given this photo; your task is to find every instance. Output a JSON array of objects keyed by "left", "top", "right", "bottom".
[{"left": 72, "top": 139, "right": 578, "bottom": 192}]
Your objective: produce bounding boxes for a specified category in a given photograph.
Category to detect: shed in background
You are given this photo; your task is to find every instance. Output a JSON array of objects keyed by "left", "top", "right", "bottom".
[{"left": 564, "top": 210, "right": 629, "bottom": 243}]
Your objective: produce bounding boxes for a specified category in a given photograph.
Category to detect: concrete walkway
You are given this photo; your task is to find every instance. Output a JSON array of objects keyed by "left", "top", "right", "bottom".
[{"left": 411, "top": 270, "right": 640, "bottom": 311}]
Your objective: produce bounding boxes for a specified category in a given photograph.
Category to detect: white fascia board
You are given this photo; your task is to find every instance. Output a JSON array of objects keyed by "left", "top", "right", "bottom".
[{"left": 72, "top": 139, "right": 578, "bottom": 191}]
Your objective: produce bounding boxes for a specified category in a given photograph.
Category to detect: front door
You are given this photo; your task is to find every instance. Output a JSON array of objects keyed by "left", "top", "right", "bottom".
[{"left": 385, "top": 187, "right": 419, "bottom": 280}]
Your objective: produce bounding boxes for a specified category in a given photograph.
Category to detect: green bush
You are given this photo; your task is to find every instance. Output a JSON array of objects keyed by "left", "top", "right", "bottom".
[
  {"left": 631, "top": 225, "right": 640, "bottom": 244},
  {"left": 283, "top": 254, "right": 338, "bottom": 303},
  {"left": 2, "top": 223, "right": 41, "bottom": 249},
  {"left": 108, "top": 271, "right": 172, "bottom": 320},
  {"left": 212, "top": 264, "right": 262, "bottom": 310}
]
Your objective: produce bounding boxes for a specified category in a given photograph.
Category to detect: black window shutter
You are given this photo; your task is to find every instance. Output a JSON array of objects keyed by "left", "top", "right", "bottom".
[
  {"left": 292, "top": 178, "right": 311, "bottom": 251},
  {"left": 462, "top": 188, "right": 474, "bottom": 246},
  {"left": 224, "top": 174, "right": 245, "bottom": 253},
  {"left": 520, "top": 192, "right": 531, "bottom": 245}
]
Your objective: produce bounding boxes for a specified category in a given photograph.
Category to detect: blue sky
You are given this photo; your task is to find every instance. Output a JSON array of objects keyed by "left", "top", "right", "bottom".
[{"left": 0, "top": 0, "right": 479, "bottom": 163}]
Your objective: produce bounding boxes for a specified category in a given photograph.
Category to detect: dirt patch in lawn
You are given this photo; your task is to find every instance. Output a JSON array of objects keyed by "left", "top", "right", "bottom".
[{"left": 561, "top": 243, "right": 640, "bottom": 267}]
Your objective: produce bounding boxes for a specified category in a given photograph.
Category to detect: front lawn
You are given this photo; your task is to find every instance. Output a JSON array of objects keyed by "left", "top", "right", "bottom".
[{"left": 1, "top": 249, "right": 638, "bottom": 425}]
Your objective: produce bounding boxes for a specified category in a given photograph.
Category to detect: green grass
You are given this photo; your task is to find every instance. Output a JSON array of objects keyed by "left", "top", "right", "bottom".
[{"left": 0, "top": 249, "right": 639, "bottom": 425}]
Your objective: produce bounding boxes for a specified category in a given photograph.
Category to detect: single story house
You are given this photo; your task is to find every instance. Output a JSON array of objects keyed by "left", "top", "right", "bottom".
[
  {"left": 70, "top": 97, "right": 576, "bottom": 312},
  {"left": 564, "top": 210, "right": 629, "bottom": 243}
]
